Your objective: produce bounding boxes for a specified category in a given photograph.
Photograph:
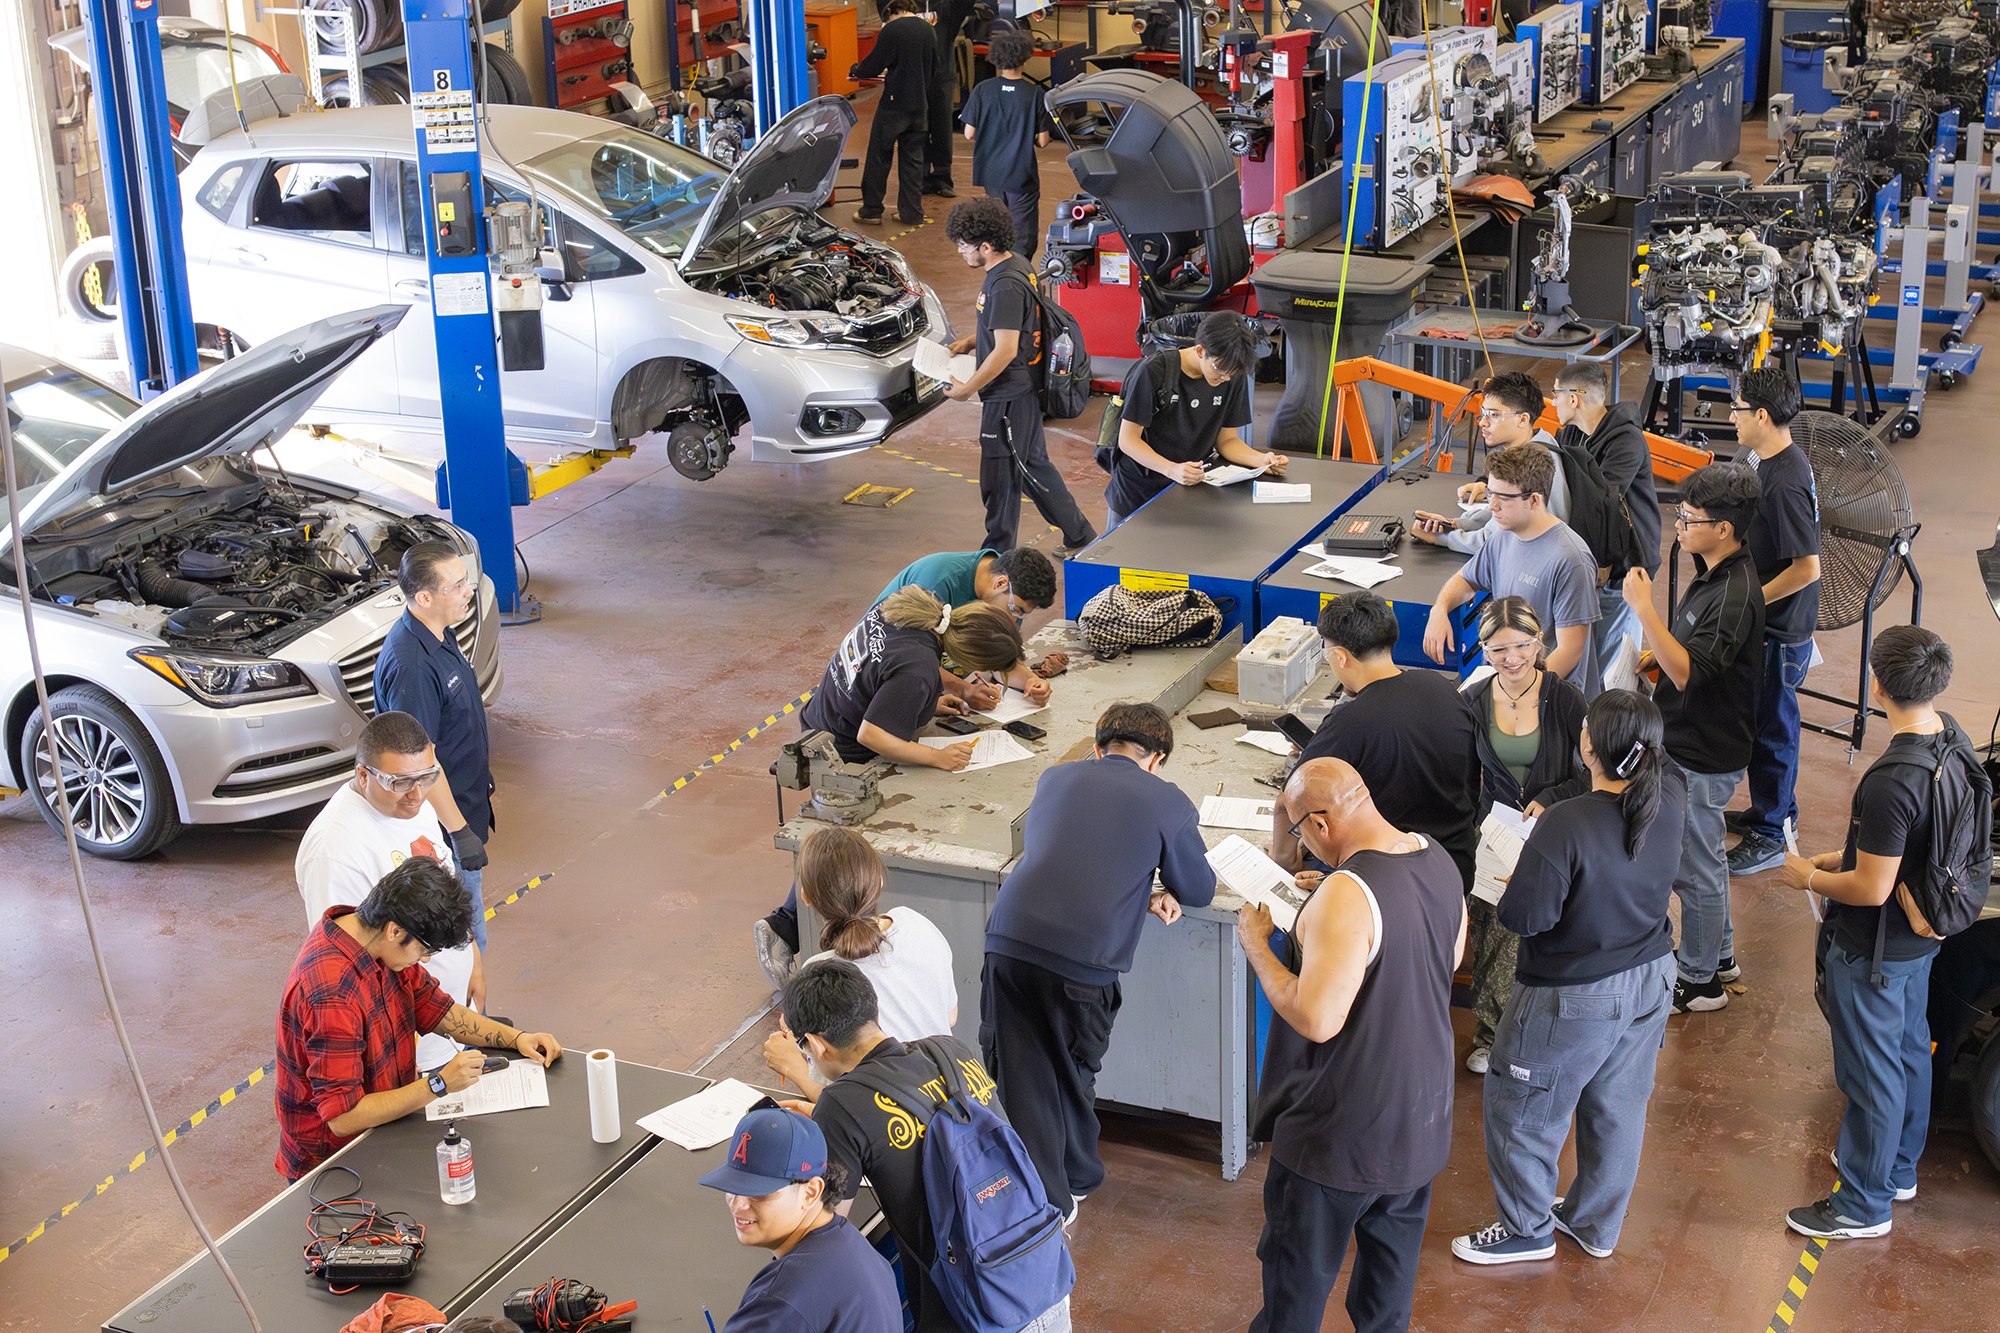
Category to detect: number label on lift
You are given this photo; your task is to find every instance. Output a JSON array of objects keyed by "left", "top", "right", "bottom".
[{"left": 433, "top": 69, "right": 451, "bottom": 93}]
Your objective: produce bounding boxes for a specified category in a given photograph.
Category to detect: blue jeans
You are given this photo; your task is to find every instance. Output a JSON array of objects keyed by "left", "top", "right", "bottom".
[
  {"left": 1673, "top": 767, "right": 1743, "bottom": 983},
  {"left": 1824, "top": 939, "right": 1934, "bottom": 1224},
  {"left": 1104, "top": 503, "right": 1127, "bottom": 532},
  {"left": 462, "top": 865, "right": 486, "bottom": 950},
  {"left": 1484, "top": 954, "right": 1675, "bottom": 1250},
  {"left": 1746, "top": 638, "right": 1813, "bottom": 842}
]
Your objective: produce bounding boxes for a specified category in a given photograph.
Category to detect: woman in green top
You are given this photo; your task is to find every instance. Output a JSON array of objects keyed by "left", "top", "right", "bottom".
[{"left": 1458, "top": 597, "right": 1590, "bottom": 1071}]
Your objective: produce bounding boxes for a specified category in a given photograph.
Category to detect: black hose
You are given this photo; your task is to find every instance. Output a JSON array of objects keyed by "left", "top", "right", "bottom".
[{"left": 134, "top": 559, "right": 228, "bottom": 608}]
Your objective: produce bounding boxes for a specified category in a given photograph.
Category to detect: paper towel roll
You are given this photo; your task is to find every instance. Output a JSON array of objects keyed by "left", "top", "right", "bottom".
[{"left": 587, "top": 1048, "right": 620, "bottom": 1143}]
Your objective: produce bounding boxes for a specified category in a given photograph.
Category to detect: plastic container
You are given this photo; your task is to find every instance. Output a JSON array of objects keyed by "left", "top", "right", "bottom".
[{"left": 437, "top": 1121, "right": 475, "bottom": 1205}]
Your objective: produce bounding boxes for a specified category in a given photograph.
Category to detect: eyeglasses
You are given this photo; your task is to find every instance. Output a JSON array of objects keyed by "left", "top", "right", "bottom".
[
  {"left": 1286, "top": 808, "right": 1332, "bottom": 842},
  {"left": 400, "top": 924, "right": 448, "bottom": 958},
  {"left": 1486, "top": 488, "right": 1526, "bottom": 505},
  {"left": 1727, "top": 403, "right": 1753, "bottom": 415},
  {"left": 1476, "top": 408, "right": 1526, "bottom": 423},
  {"left": 364, "top": 763, "right": 443, "bottom": 794},
  {"left": 1482, "top": 638, "right": 1541, "bottom": 659},
  {"left": 1004, "top": 591, "right": 1026, "bottom": 622},
  {"left": 1674, "top": 508, "right": 1725, "bottom": 528}
]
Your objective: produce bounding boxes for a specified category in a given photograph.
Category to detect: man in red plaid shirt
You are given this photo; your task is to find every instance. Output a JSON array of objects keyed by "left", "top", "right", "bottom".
[{"left": 275, "top": 857, "right": 562, "bottom": 1179}]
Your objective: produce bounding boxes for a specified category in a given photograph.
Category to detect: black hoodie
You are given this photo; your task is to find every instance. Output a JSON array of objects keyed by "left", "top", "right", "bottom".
[{"left": 1558, "top": 402, "right": 1659, "bottom": 575}]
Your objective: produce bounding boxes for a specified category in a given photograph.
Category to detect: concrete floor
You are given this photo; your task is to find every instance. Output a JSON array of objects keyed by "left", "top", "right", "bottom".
[{"left": 7, "top": 92, "right": 2000, "bottom": 1333}]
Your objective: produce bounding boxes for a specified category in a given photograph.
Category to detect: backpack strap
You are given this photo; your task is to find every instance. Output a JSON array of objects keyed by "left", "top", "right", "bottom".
[
  {"left": 1859, "top": 724, "right": 1962, "bottom": 988},
  {"left": 835, "top": 1038, "right": 974, "bottom": 1129}
]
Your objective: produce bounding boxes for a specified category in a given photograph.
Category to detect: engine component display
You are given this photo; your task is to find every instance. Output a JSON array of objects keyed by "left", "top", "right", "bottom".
[
  {"left": 1518, "top": 2, "right": 1584, "bottom": 121},
  {"left": 1345, "top": 52, "right": 1451, "bottom": 248},
  {"left": 1450, "top": 38, "right": 1543, "bottom": 182},
  {"left": 1591, "top": 0, "right": 1649, "bottom": 102}
]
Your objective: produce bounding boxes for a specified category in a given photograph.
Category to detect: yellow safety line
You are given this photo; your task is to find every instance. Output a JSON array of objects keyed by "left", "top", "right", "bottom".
[{"left": 1764, "top": 1237, "right": 1828, "bottom": 1332}]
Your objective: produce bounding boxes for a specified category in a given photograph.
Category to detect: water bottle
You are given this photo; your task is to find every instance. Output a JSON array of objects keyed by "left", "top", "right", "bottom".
[
  {"left": 1049, "top": 330, "right": 1073, "bottom": 380},
  {"left": 437, "top": 1121, "right": 475, "bottom": 1205}
]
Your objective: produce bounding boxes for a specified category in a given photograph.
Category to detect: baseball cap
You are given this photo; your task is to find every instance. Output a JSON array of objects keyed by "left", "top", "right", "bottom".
[{"left": 698, "top": 1108, "right": 828, "bottom": 1196}]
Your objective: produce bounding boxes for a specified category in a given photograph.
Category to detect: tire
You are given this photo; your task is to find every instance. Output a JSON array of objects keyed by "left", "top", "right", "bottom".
[
  {"left": 478, "top": 45, "right": 533, "bottom": 106},
  {"left": 57, "top": 236, "right": 119, "bottom": 324},
  {"left": 316, "top": 0, "right": 402, "bottom": 55},
  {"left": 1974, "top": 1031, "right": 2000, "bottom": 1176},
  {"left": 55, "top": 313, "right": 120, "bottom": 363},
  {"left": 322, "top": 65, "right": 410, "bottom": 108},
  {"left": 20, "top": 685, "right": 184, "bottom": 861},
  {"left": 472, "top": 0, "right": 524, "bottom": 22}
]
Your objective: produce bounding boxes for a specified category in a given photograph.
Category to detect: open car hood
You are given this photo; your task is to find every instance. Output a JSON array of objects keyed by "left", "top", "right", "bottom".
[
  {"left": 10, "top": 305, "right": 403, "bottom": 542},
  {"left": 677, "top": 95, "right": 857, "bottom": 271}
]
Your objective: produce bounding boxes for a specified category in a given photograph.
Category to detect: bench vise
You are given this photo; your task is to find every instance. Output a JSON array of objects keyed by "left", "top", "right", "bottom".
[{"left": 773, "top": 730, "right": 886, "bottom": 825}]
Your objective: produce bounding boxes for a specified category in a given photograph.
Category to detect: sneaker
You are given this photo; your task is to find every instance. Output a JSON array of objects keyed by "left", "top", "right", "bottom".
[
  {"left": 1831, "top": 1150, "right": 1916, "bottom": 1201},
  {"left": 1716, "top": 954, "right": 1742, "bottom": 984},
  {"left": 1786, "top": 1197, "right": 1891, "bottom": 1239},
  {"left": 753, "top": 919, "right": 797, "bottom": 992},
  {"left": 1550, "top": 1198, "right": 1613, "bottom": 1258},
  {"left": 1054, "top": 531, "right": 1099, "bottom": 559},
  {"left": 923, "top": 182, "right": 957, "bottom": 197},
  {"left": 1466, "top": 1047, "right": 1491, "bottom": 1074},
  {"left": 1723, "top": 808, "right": 1752, "bottom": 836},
  {"left": 897, "top": 215, "right": 930, "bottom": 226},
  {"left": 1728, "top": 832, "right": 1784, "bottom": 875},
  {"left": 1063, "top": 1196, "right": 1082, "bottom": 1229},
  {"left": 1451, "top": 1222, "right": 1556, "bottom": 1265},
  {"left": 1672, "top": 976, "right": 1729, "bottom": 1013},
  {"left": 854, "top": 209, "right": 885, "bottom": 225}
]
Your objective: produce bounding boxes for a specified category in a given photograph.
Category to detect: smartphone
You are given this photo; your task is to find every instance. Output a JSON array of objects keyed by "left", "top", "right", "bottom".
[
  {"left": 1004, "top": 720, "right": 1047, "bottom": 741},
  {"left": 481, "top": 1055, "right": 511, "bottom": 1073},
  {"left": 1273, "top": 714, "right": 1317, "bottom": 749},
  {"left": 936, "top": 715, "right": 981, "bottom": 735},
  {"left": 748, "top": 1095, "right": 781, "bottom": 1112}
]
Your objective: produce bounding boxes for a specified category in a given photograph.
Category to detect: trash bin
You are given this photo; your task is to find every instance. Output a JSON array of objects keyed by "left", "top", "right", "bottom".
[{"left": 1251, "top": 251, "right": 1432, "bottom": 454}]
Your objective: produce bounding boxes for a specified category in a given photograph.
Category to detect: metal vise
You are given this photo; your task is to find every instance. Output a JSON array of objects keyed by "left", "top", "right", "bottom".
[{"left": 773, "top": 730, "right": 885, "bottom": 825}]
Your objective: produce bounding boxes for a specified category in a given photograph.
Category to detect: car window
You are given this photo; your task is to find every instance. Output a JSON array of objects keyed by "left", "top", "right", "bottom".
[
  {"left": 522, "top": 128, "right": 726, "bottom": 260},
  {"left": 199, "top": 162, "right": 248, "bottom": 221},
  {"left": 2, "top": 365, "right": 140, "bottom": 526},
  {"left": 251, "top": 159, "right": 374, "bottom": 246},
  {"left": 399, "top": 160, "right": 425, "bottom": 256}
]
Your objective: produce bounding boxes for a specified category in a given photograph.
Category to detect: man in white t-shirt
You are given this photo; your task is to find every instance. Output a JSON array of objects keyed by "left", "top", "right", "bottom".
[{"left": 298, "top": 710, "right": 482, "bottom": 1072}]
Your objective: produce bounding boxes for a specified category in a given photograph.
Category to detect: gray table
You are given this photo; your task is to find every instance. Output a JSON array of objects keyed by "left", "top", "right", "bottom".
[
  {"left": 779, "top": 628, "right": 1299, "bottom": 1181},
  {"left": 103, "top": 1060, "right": 694, "bottom": 1333},
  {"left": 1383, "top": 305, "right": 1643, "bottom": 399}
]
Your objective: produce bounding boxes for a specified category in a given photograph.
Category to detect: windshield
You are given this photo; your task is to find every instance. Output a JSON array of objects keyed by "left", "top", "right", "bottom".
[
  {"left": 159, "top": 35, "right": 284, "bottom": 114},
  {"left": 524, "top": 129, "right": 729, "bottom": 259},
  {"left": 4, "top": 365, "right": 140, "bottom": 527}
]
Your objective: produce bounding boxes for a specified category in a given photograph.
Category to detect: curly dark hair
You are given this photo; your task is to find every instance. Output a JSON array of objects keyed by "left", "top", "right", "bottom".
[
  {"left": 988, "top": 29, "right": 1035, "bottom": 71},
  {"left": 992, "top": 547, "right": 1057, "bottom": 609},
  {"left": 945, "top": 196, "right": 1017, "bottom": 254},
  {"left": 356, "top": 856, "right": 474, "bottom": 954}
]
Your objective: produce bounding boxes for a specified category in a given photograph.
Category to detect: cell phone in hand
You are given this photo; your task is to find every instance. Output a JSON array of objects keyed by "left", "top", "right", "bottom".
[
  {"left": 1003, "top": 720, "right": 1046, "bottom": 740},
  {"left": 1273, "top": 714, "right": 1316, "bottom": 749},
  {"left": 482, "top": 1055, "right": 511, "bottom": 1073},
  {"left": 936, "top": 715, "right": 981, "bottom": 735}
]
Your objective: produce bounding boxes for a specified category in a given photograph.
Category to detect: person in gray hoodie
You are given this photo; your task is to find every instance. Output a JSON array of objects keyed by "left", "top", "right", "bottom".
[{"left": 1551, "top": 362, "right": 1660, "bottom": 676}]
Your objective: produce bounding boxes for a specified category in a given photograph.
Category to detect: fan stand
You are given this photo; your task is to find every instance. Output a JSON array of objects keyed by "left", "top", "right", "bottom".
[
  {"left": 1664, "top": 523, "right": 1923, "bottom": 757},
  {"left": 1798, "top": 522, "right": 1923, "bottom": 757}
]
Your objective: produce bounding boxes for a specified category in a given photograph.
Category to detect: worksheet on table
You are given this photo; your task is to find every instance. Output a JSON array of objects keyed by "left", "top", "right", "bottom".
[
  {"left": 1199, "top": 794, "right": 1278, "bottom": 830},
  {"left": 1253, "top": 482, "right": 1312, "bottom": 503},
  {"left": 1206, "top": 835, "right": 1300, "bottom": 932},
  {"left": 637, "top": 1078, "right": 766, "bottom": 1150},
  {"left": 1303, "top": 558, "right": 1403, "bottom": 589},
  {"left": 973, "top": 691, "right": 1046, "bottom": 724},
  {"left": 425, "top": 1059, "right": 550, "bottom": 1120},
  {"left": 920, "top": 730, "right": 1036, "bottom": 771},
  {"left": 1238, "top": 730, "right": 1296, "bottom": 756},
  {"left": 1203, "top": 463, "right": 1269, "bottom": 487}
]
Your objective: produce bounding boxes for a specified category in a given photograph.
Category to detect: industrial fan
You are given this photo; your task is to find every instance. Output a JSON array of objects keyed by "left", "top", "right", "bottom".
[{"left": 1790, "top": 410, "right": 1922, "bottom": 752}]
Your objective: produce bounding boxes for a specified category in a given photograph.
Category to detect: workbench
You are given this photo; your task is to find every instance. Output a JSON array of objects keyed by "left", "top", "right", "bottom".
[
  {"left": 1061, "top": 457, "right": 1389, "bottom": 637},
  {"left": 1257, "top": 465, "right": 1483, "bottom": 672},
  {"left": 777, "top": 626, "right": 1311, "bottom": 1182},
  {"left": 101, "top": 1061, "right": 762, "bottom": 1332}
]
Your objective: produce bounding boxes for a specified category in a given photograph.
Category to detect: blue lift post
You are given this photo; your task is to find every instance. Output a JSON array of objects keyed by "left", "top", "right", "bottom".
[
  {"left": 81, "top": 0, "right": 199, "bottom": 399},
  {"left": 743, "top": 0, "right": 811, "bottom": 135},
  {"left": 402, "top": 0, "right": 521, "bottom": 612}
]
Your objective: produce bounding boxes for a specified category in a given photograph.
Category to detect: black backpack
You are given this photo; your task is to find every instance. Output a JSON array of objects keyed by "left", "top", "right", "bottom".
[
  {"left": 1865, "top": 715, "right": 1995, "bottom": 985},
  {"left": 999, "top": 269, "right": 1092, "bottom": 420},
  {"left": 1552, "top": 440, "right": 1649, "bottom": 586},
  {"left": 1094, "top": 351, "right": 1182, "bottom": 473}
]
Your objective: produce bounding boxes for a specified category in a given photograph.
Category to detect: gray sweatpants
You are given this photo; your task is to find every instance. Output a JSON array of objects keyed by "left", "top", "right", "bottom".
[{"left": 1483, "top": 952, "right": 1675, "bottom": 1253}]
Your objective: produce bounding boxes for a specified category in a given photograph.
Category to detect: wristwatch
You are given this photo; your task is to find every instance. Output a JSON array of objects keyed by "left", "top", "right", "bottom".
[{"left": 427, "top": 1070, "right": 447, "bottom": 1097}]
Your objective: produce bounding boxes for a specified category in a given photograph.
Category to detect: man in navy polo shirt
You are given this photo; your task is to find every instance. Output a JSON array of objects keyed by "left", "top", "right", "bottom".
[{"left": 374, "top": 541, "right": 494, "bottom": 948}]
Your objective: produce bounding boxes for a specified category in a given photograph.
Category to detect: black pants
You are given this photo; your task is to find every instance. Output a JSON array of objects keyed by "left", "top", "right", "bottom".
[
  {"left": 979, "top": 953, "right": 1119, "bottom": 1211},
  {"left": 988, "top": 184, "right": 1041, "bottom": 260},
  {"left": 862, "top": 102, "right": 928, "bottom": 222},
  {"left": 1249, "top": 1161, "right": 1431, "bottom": 1333},
  {"left": 978, "top": 393, "right": 1095, "bottom": 551},
  {"left": 924, "top": 71, "right": 958, "bottom": 188},
  {"left": 762, "top": 884, "right": 800, "bottom": 954}
]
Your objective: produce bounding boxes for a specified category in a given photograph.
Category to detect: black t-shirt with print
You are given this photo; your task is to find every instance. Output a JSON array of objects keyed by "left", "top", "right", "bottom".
[
  {"left": 976, "top": 256, "right": 1038, "bottom": 401},
  {"left": 1105, "top": 354, "right": 1252, "bottom": 515},
  {"left": 815, "top": 1036, "right": 999, "bottom": 1333},
  {"left": 800, "top": 608, "right": 943, "bottom": 763},
  {"left": 1829, "top": 730, "right": 1945, "bottom": 962}
]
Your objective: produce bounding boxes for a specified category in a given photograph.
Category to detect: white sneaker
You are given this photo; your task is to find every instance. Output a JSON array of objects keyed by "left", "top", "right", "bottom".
[
  {"left": 1831, "top": 1149, "right": 1916, "bottom": 1201},
  {"left": 753, "top": 919, "right": 796, "bottom": 992},
  {"left": 1550, "top": 1196, "right": 1614, "bottom": 1258},
  {"left": 1466, "top": 1047, "right": 1491, "bottom": 1074}
]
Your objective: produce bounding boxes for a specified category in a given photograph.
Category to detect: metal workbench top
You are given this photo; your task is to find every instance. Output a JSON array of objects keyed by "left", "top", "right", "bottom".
[{"left": 1262, "top": 468, "right": 1474, "bottom": 612}]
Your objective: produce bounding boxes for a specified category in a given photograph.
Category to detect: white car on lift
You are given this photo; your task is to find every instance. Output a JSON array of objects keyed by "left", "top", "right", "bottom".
[
  {"left": 177, "top": 97, "right": 953, "bottom": 482},
  {"left": 0, "top": 307, "right": 500, "bottom": 859}
]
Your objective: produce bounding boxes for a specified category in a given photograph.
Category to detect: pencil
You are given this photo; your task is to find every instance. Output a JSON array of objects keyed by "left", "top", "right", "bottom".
[{"left": 706, "top": 1308, "right": 718, "bottom": 1333}]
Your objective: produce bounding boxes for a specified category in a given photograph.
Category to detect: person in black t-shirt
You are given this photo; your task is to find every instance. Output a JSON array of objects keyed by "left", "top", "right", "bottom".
[
  {"left": 1280, "top": 592, "right": 1481, "bottom": 890},
  {"left": 773, "top": 960, "right": 1073, "bottom": 1333},
  {"left": 943, "top": 198, "right": 1095, "bottom": 554},
  {"left": 851, "top": 0, "right": 936, "bottom": 226},
  {"left": 959, "top": 29, "right": 1052, "bottom": 256},
  {"left": 921, "top": 0, "right": 979, "bottom": 199},
  {"left": 1104, "top": 311, "right": 1285, "bottom": 528},
  {"left": 1726, "top": 367, "right": 1824, "bottom": 877},
  {"left": 1776, "top": 626, "right": 1960, "bottom": 1240},
  {"left": 1450, "top": 691, "right": 1684, "bottom": 1266}
]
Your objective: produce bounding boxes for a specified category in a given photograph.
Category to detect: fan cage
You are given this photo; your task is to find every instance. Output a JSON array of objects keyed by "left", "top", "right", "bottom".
[{"left": 1790, "top": 411, "right": 1914, "bottom": 632}]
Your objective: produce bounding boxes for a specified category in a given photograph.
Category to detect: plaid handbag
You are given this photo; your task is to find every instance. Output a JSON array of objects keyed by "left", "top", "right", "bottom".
[{"left": 1077, "top": 586, "right": 1233, "bottom": 660}]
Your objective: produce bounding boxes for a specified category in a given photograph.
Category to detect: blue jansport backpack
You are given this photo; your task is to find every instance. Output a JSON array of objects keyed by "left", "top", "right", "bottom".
[{"left": 842, "top": 1038, "right": 1074, "bottom": 1333}]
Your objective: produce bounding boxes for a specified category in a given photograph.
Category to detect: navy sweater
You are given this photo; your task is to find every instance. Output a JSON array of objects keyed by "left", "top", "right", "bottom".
[{"left": 986, "top": 755, "right": 1217, "bottom": 985}]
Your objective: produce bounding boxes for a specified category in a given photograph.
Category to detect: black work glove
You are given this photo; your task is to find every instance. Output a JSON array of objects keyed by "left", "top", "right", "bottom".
[
  {"left": 450, "top": 825, "right": 490, "bottom": 872},
  {"left": 849, "top": 63, "right": 864, "bottom": 81}
]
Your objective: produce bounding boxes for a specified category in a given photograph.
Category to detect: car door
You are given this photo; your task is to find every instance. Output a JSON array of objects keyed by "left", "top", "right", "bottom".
[
  {"left": 192, "top": 155, "right": 400, "bottom": 419},
  {"left": 384, "top": 162, "right": 609, "bottom": 444}
]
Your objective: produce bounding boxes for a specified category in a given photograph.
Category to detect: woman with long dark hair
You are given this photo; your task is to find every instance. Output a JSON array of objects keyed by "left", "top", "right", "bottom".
[
  {"left": 1457, "top": 595, "right": 1590, "bottom": 1073},
  {"left": 1449, "top": 690, "right": 1687, "bottom": 1265}
]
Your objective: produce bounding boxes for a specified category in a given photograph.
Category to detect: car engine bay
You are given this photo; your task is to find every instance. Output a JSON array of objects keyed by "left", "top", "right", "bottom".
[{"left": 684, "top": 218, "right": 926, "bottom": 350}]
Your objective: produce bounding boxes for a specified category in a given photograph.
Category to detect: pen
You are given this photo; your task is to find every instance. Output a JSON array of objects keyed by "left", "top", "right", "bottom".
[
  {"left": 1216, "top": 783, "right": 1225, "bottom": 796},
  {"left": 706, "top": 1307, "right": 719, "bottom": 1333}
]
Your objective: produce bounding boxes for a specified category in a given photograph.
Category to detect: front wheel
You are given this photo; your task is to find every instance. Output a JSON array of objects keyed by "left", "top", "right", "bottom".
[{"left": 20, "top": 685, "right": 183, "bottom": 860}]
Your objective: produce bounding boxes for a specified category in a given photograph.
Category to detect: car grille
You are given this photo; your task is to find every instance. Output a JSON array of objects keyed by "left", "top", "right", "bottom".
[
  {"left": 338, "top": 607, "right": 480, "bottom": 718},
  {"left": 229, "top": 745, "right": 337, "bottom": 774},
  {"left": 212, "top": 753, "right": 354, "bottom": 800},
  {"left": 843, "top": 302, "right": 922, "bottom": 356}
]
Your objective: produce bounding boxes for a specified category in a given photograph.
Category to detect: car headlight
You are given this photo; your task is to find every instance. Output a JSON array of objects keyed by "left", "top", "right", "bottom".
[
  {"left": 129, "top": 649, "right": 317, "bottom": 708},
  {"left": 728, "top": 315, "right": 813, "bottom": 346},
  {"left": 922, "top": 284, "right": 952, "bottom": 340}
]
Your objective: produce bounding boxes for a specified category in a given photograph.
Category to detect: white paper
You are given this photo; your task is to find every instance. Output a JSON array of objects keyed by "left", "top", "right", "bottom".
[
  {"left": 1303, "top": 558, "right": 1403, "bottom": 589},
  {"left": 1602, "top": 633, "right": 1642, "bottom": 694},
  {"left": 1205, "top": 835, "right": 1300, "bottom": 932},
  {"left": 912, "top": 337, "right": 976, "bottom": 384},
  {"left": 1203, "top": 463, "right": 1270, "bottom": 487},
  {"left": 919, "top": 730, "right": 1036, "bottom": 771},
  {"left": 972, "top": 691, "right": 1047, "bottom": 725},
  {"left": 1471, "top": 805, "right": 1537, "bottom": 906},
  {"left": 425, "top": 1058, "right": 550, "bottom": 1121},
  {"left": 1237, "top": 730, "right": 1296, "bottom": 755},
  {"left": 1199, "top": 794, "right": 1279, "bottom": 830},
  {"left": 431, "top": 272, "right": 489, "bottom": 317},
  {"left": 587, "top": 1048, "right": 620, "bottom": 1144},
  {"left": 1253, "top": 482, "right": 1313, "bottom": 503},
  {"left": 1460, "top": 498, "right": 1489, "bottom": 515},
  {"left": 1298, "top": 542, "right": 1398, "bottom": 562},
  {"left": 636, "top": 1077, "right": 766, "bottom": 1150}
]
